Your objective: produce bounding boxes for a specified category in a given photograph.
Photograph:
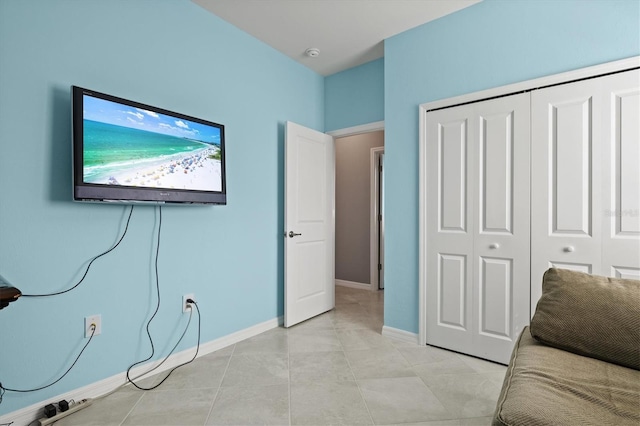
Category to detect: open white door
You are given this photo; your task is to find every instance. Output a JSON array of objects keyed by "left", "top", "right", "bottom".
[{"left": 285, "top": 121, "right": 335, "bottom": 327}]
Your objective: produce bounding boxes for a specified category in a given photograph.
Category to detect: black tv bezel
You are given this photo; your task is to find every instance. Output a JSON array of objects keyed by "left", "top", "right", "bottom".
[{"left": 72, "top": 86, "right": 227, "bottom": 205}]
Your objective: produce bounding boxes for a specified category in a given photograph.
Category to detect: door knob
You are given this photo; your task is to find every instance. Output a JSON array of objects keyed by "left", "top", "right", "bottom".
[
  {"left": 289, "top": 231, "right": 302, "bottom": 238},
  {"left": 489, "top": 243, "right": 500, "bottom": 249},
  {"left": 563, "top": 246, "right": 575, "bottom": 253}
]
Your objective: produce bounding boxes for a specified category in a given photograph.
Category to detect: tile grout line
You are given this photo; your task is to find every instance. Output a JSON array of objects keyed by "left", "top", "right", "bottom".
[
  {"left": 337, "top": 303, "right": 377, "bottom": 426},
  {"left": 118, "top": 389, "right": 147, "bottom": 426},
  {"left": 202, "top": 344, "right": 237, "bottom": 426},
  {"left": 397, "top": 341, "right": 463, "bottom": 421}
]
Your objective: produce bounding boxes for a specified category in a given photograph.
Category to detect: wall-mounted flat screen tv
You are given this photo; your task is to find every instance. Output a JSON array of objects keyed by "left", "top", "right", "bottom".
[{"left": 72, "top": 86, "right": 226, "bottom": 205}]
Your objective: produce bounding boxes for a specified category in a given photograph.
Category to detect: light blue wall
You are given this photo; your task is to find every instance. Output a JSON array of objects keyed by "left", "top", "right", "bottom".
[
  {"left": 0, "top": 0, "right": 323, "bottom": 415},
  {"left": 325, "top": 58, "right": 384, "bottom": 131},
  {"left": 2, "top": 0, "right": 639, "bottom": 417},
  {"left": 383, "top": 0, "right": 640, "bottom": 333}
]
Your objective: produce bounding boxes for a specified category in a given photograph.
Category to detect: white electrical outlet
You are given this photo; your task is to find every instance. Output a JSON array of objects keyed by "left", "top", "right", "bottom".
[
  {"left": 183, "top": 294, "right": 194, "bottom": 313},
  {"left": 84, "top": 315, "right": 101, "bottom": 337}
]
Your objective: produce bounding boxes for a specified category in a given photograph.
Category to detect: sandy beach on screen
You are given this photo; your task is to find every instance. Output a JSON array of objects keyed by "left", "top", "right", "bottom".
[{"left": 102, "top": 147, "right": 222, "bottom": 192}]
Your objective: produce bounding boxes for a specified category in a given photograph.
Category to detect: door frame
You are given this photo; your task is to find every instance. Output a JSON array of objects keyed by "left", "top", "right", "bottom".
[
  {"left": 328, "top": 120, "right": 385, "bottom": 292},
  {"left": 418, "top": 56, "right": 639, "bottom": 346},
  {"left": 370, "top": 147, "right": 384, "bottom": 291}
]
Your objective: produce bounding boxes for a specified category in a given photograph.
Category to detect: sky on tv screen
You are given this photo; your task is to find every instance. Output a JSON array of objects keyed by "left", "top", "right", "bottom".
[
  {"left": 83, "top": 95, "right": 221, "bottom": 144},
  {"left": 82, "top": 95, "right": 223, "bottom": 192}
]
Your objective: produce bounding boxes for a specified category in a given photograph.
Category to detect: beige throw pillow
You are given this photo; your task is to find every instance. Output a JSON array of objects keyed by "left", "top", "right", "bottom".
[{"left": 530, "top": 268, "right": 640, "bottom": 370}]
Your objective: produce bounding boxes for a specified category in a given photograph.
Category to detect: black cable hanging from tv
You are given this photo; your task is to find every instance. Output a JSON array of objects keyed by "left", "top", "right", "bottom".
[
  {"left": 21, "top": 205, "right": 135, "bottom": 298},
  {"left": 125, "top": 206, "right": 202, "bottom": 391}
]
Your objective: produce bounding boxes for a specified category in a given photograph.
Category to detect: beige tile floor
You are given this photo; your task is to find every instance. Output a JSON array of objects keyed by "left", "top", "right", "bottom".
[{"left": 56, "top": 286, "right": 506, "bottom": 425}]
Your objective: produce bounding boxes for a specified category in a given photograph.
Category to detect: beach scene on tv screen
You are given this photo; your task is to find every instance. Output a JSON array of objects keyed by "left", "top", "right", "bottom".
[{"left": 82, "top": 95, "right": 223, "bottom": 192}]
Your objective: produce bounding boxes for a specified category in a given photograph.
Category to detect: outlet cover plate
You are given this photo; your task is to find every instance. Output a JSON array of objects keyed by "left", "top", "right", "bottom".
[
  {"left": 183, "top": 294, "right": 194, "bottom": 313},
  {"left": 85, "top": 314, "right": 101, "bottom": 337}
]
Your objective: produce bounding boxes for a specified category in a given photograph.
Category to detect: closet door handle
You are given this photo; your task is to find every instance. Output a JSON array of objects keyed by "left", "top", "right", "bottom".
[
  {"left": 489, "top": 243, "right": 500, "bottom": 249},
  {"left": 563, "top": 246, "right": 575, "bottom": 253}
]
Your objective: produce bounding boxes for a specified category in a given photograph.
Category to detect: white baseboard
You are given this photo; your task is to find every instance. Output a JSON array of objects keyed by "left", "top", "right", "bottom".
[
  {"left": 382, "top": 325, "right": 419, "bottom": 345},
  {"left": 335, "top": 279, "right": 371, "bottom": 290},
  {"left": 0, "top": 316, "right": 283, "bottom": 426}
]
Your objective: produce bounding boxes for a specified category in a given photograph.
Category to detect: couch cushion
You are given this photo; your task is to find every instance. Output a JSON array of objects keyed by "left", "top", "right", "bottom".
[
  {"left": 530, "top": 268, "right": 640, "bottom": 370},
  {"left": 493, "top": 327, "right": 640, "bottom": 426}
]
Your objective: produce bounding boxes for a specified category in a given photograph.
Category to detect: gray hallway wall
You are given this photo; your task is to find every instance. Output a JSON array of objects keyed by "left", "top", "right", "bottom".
[{"left": 335, "top": 130, "right": 384, "bottom": 284}]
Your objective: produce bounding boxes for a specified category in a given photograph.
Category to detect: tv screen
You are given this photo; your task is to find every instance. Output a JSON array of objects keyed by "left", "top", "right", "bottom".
[{"left": 72, "top": 86, "right": 226, "bottom": 205}]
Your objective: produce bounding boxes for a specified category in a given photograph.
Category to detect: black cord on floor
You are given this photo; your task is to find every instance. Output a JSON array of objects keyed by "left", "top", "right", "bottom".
[
  {"left": 22, "top": 206, "right": 135, "bottom": 297},
  {"left": 0, "top": 325, "right": 96, "bottom": 401},
  {"left": 126, "top": 301, "right": 201, "bottom": 391},
  {"left": 130, "top": 306, "right": 194, "bottom": 383}
]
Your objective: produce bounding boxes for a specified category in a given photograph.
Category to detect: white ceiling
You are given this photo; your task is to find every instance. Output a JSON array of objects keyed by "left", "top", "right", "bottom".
[{"left": 192, "top": 0, "right": 481, "bottom": 76}]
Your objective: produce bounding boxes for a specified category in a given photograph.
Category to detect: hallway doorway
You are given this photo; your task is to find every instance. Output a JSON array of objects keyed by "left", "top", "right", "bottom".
[{"left": 334, "top": 129, "right": 384, "bottom": 292}]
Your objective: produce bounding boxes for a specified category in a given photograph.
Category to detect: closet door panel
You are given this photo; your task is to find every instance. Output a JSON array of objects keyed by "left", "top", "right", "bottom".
[
  {"left": 440, "top": 120, "right": 469, "bottom": 232},
  {"left": 438, "top": 253, "right": 468, "bottom": 330},
  {"left": 426, "top": 105, "right": 475, "bottom": 353},
  {"left": 478, "top": 256, "right": 512, "bottom": 339},
  {"left": 548, "top": 262, "right": 592, "bottom": 274},
  {"left": 553, "top": 98, "right": 593, "bottom": 235},
  {"left": 479, "top": 112, "right": 513, "bottom": 233},
  {"left": 474, "top": 93, "right": 530, "bottom": 364},
  {"left": 531, "top": 79, "right": 603, "bottom": 312},
  {"left": 612, "top": 267, "right": 640, "bottom": 280},
  {"left": 602, "top": 70, "right": 640, "bottom": 280}
]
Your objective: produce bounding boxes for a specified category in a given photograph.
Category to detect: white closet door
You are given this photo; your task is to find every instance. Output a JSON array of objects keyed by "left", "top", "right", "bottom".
[
  {"left": 426, "top": 102, "right": 475, "bottom": 353},
  {"left": 531, "top": 69, "right": 640, "bottom": 311},
  {"left": 601, "top": 69, "right": 640, "bottom": 280},
  {"left": 426, "top": 93, "right": 530, "bottom": 363},
  {"left": 531, "top": 78, "right": 604, "bottom": 312},
  {"left": 473, "top": 93, "right": 530, "bottom": 363}
]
